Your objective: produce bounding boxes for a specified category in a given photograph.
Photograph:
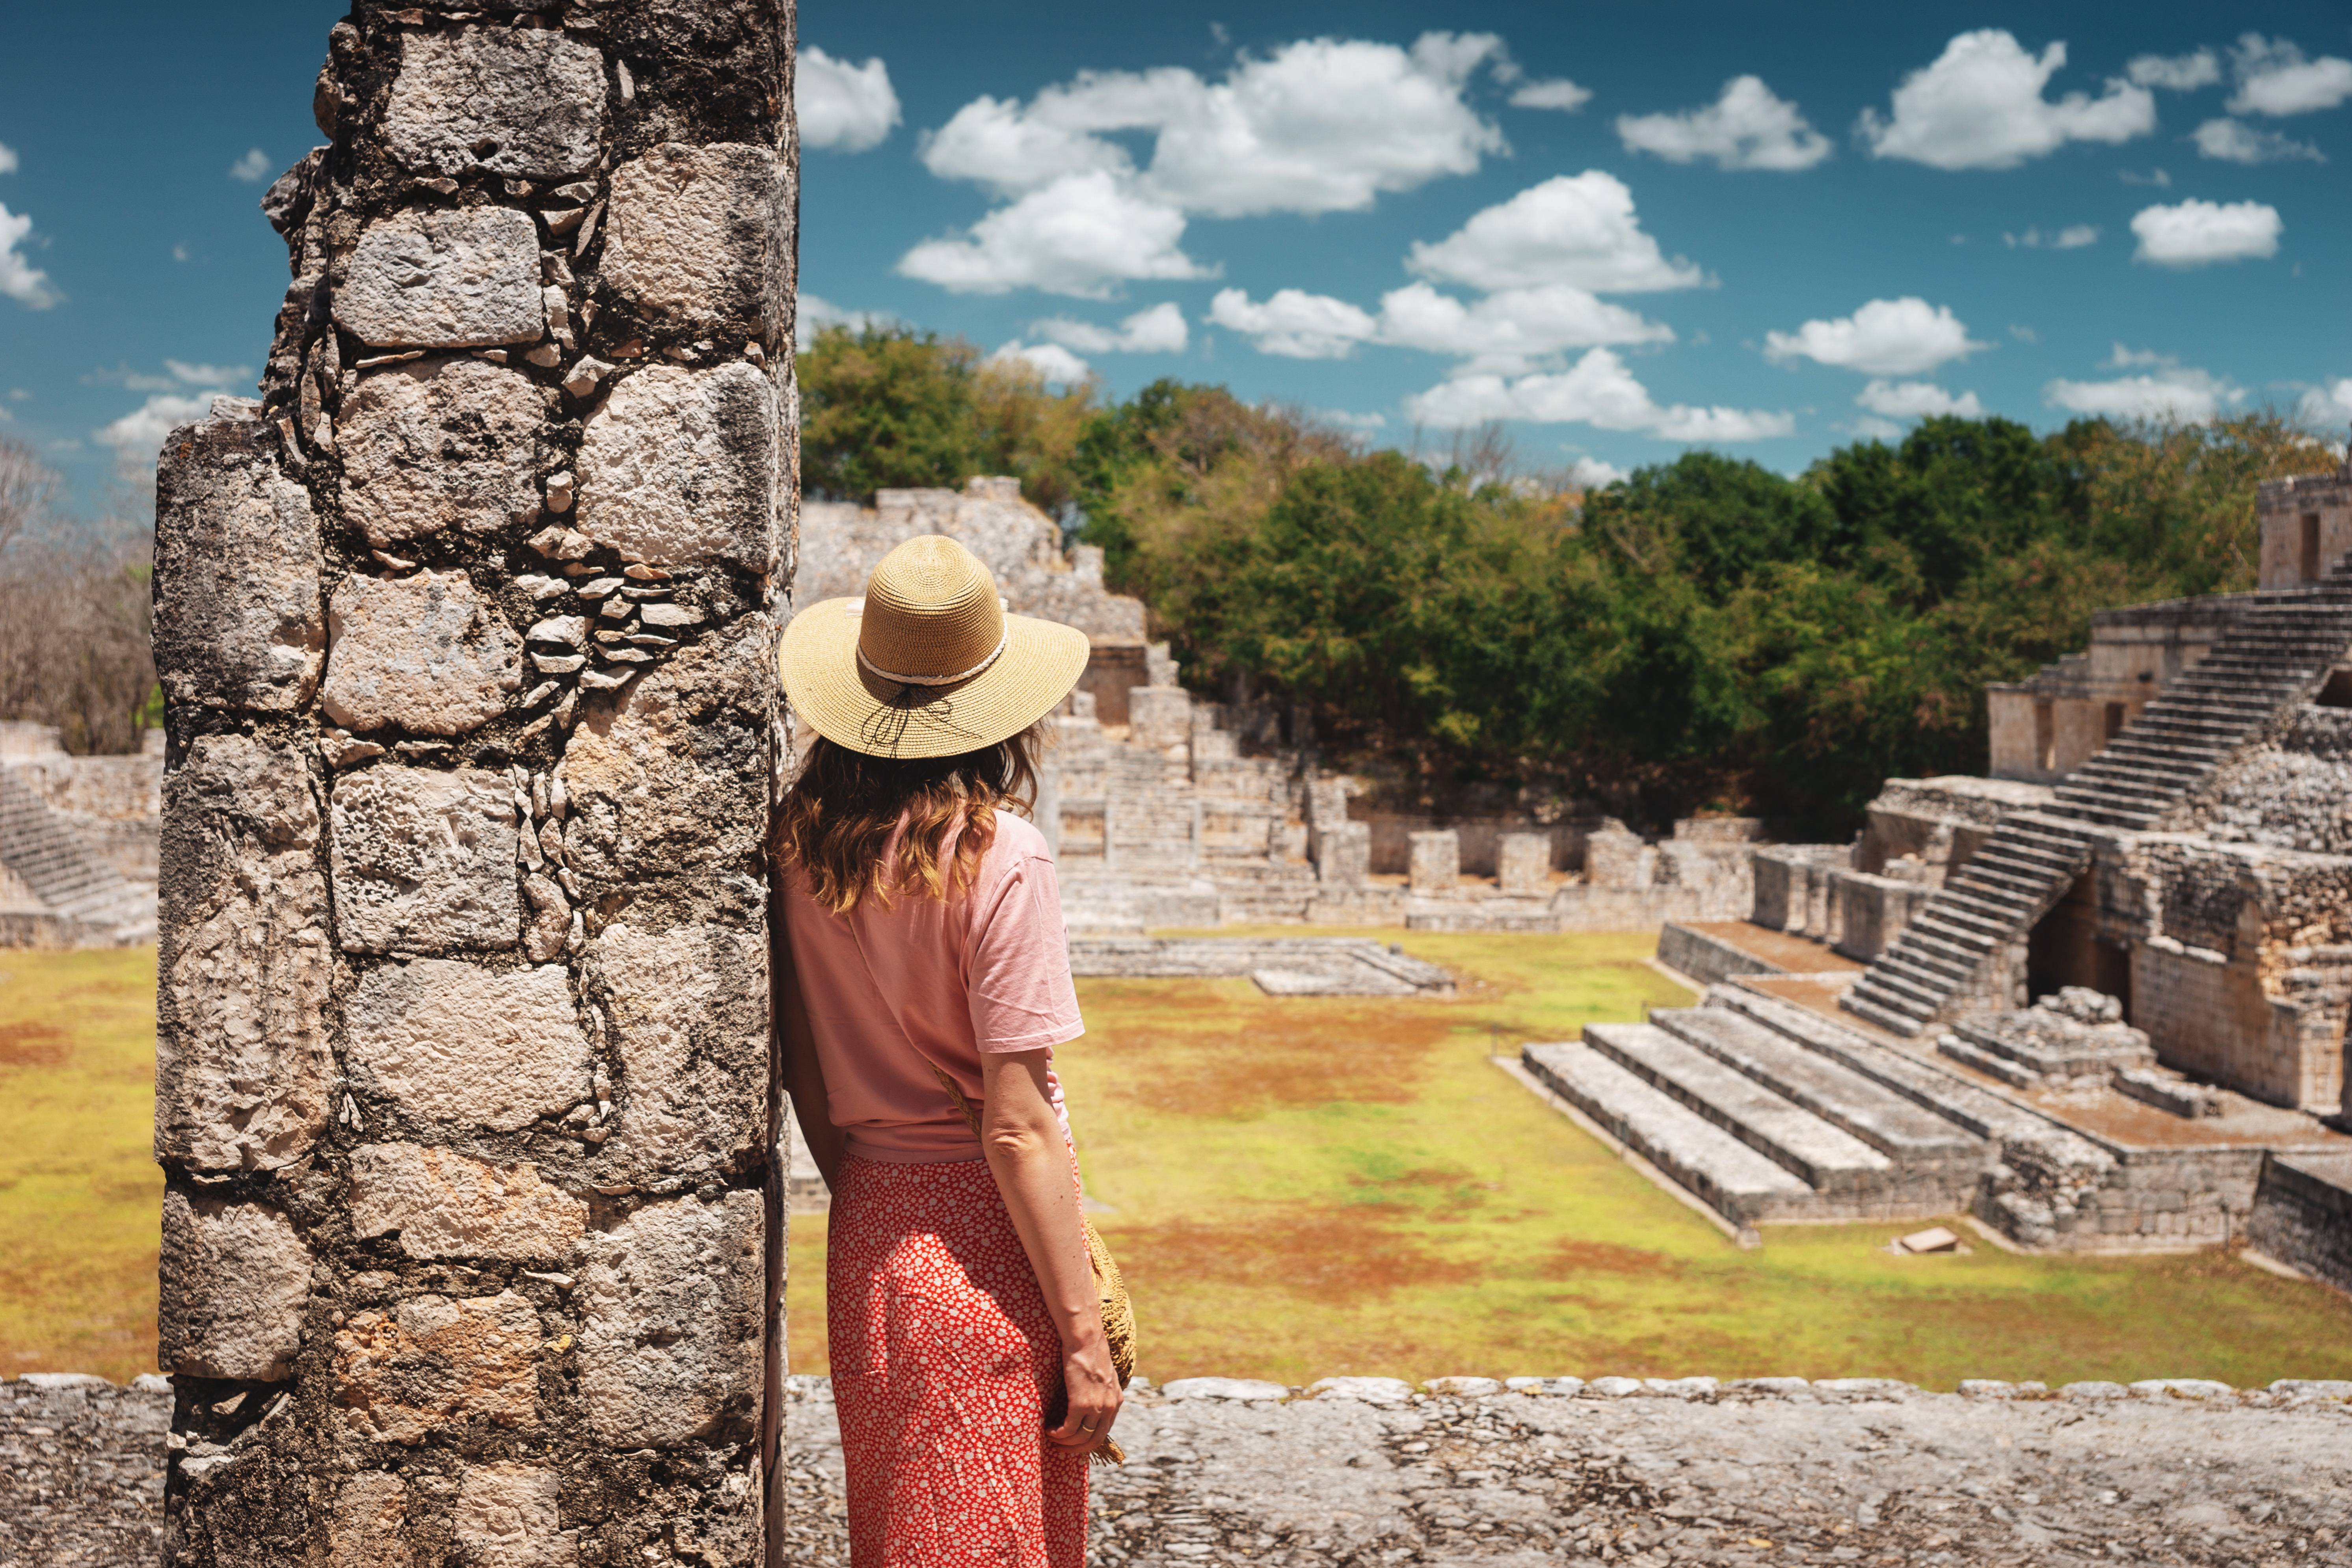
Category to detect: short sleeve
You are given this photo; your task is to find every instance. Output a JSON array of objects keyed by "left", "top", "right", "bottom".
[{"left": 965, "top": 851, "right": 1085, "bottom": 1053}]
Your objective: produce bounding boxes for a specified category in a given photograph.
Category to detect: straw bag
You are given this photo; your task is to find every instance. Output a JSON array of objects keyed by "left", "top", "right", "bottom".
[{"left": 928, "top": 1064, "right": 1137, "bottom": 1464}]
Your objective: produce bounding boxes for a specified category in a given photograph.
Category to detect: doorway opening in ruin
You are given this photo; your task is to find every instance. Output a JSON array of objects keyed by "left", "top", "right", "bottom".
[
  {"left": 2318, "top": 668, "right": 2352, "bottom": 708},
  {"left": 2302, "top": 512, "right": 2322, "bottom": 582},
  {"left": 2026, "top": 871, "right": 2131, "bottom": 1011},
  {"left": 2033, "top": 699, "right": 2056, "bottom": 774},
  {"left": 2102, "top": 702, "right": 2126, "bottom": 742}
]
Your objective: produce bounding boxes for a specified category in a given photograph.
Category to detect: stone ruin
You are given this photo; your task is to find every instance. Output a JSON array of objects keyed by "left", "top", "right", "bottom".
[
  {"left": 145, "top": 4, "right": 791, "bottom": 1564},
  {"left": 0, "top": 720, "right": 161, "bottom": 945}
]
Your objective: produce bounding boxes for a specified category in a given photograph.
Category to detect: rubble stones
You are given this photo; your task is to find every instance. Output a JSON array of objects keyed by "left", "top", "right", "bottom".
[
  {"left": 337, "top": 208, "right": 544, "bottom": 349},
  {"left": 330, "top": 766, "right": 521, "bottom": 951},
  {"left": 343, "top": 961, "right": 591, "bottom": 1133},
  {"left": 601, "top": 143, "right": 788, "bottom": 340},
  {"left": 455, "top": 1463, "right": 572, "bottom": 1568},
  {"left": 332, "top": 1290, "right": 541, "bottom": 1444},
  {"left": 383, "top": 28, "right": 606, "bottom": 181},
  {"left": 572, "top": 363, "right": 779, "bottom": 569},
  {"left": 323, "top": 569, "right": 525, "bottom": 735},
  {"left": 576, "top": 1191, "right": 763, "bottom": 1448},
  {"left": 152, "top": 411, "right": 325, "bottom": 713},
  {"left": 349, "top": 1142, "right": 588, "bottom": 1261},
  {"left": 156, "top": 734, "right": 335, "bottom": 1172},
  {"left": 157, "top": 1194, "right": 311, "bottom": 1381},
  {"left": 589, "top": 923, "right": 768, "bottom": 1178},
  {"left": 339, "top": 357, "right": 545, "bottom": 546}
]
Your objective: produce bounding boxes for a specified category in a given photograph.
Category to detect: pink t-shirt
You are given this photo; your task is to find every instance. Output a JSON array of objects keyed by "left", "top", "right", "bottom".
[{"left": 782, "top": 809, "right": 1084, "bottom": 1163}]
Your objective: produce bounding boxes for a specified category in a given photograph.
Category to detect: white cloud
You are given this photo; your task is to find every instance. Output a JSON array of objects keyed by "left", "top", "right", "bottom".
[
  {"left": 1312, "top": 407, "right": 1389, "bottom": 433},
  {"left": 2129, "top": 199, "right": 2281, "bottom": 267},
  {"left": 1851, "top": 416, "right": 1905, "bottom": 441},
  {"left": 227, "top": 148, "right": 273, "bottom": 183},
  {"left": 1764, "top": 297, "right": 1989, "bottom": 377},
  {"left": 1406, "top": 172, "right": 1708, "bottom": 293},
  {"left": 897, "top": 171, "right": 1213, "bottom": 297},
  {"left": 1207, "top": 287, "right": 1377, "bottom": 359},
  {"left": 796, "top": 293, "right": 896, "bottom": 349},
  {"left": 798, "top": 47, "right": 902, "bottom": 152},
  {"left": 1509, "top": 78, "right": 1593, "bottom": 112},
  {"left": 95, "top": 392, "right": 222, "bottom": 475},
  {"left": 1406, "top": 347, "right": 1793, "bottom": 441},
  {"left": 2299, "top": 378, "right": 2352, "bottom": 429},
  {"left": 1615, "top": 76, "right": 1832, "bottom": 171},
  {"left": 2228, "top": 34, "right": 2352, "bottom": 117},
  {"left": 1857, "top": 30, "right": 2156, "bottom": 170},
  {"left": 1856, "top": 379, "right": 1984, "bottom": 418},
  {"left": 2126, "top": 50, "right": 2221, "bottom": 91},
  {"left": 163, "top": 359, "right": 253, "bottom": 386},
  {"left": 2120, "top": 166, "right": 2173, "bottom": 186},
  {"left": 0, "top": 203, "right": 59, "bottom": 309},
  {"left": 1211, "top": 280, "right": 1672, "bottom": 372},
  {"left": 1567, "top": 456, "right": 1626, "bottom": 489},
  {"left": 2045, "top": 348, "right": 2244, "bottom": 422},
  {"left": 0, "top": 143, "right": 17, "bottom": 175},
  {"left": 2192, "top": 117, "right": 2324, "bottom": 164},
  {"left": 987, "top": 340, "right": 1092, "bottom": 385},
  {"left": 1033, "top": 301, "right": 1189, "bottom": 355},
  {"left": 2004, "top": 224, "right": 2100, "bottom": 249}
]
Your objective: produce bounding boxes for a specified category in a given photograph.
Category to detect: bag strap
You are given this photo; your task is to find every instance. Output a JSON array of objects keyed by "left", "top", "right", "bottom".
[{"left": 929, "top": 1061, "right": 986, "bottom": 1139}]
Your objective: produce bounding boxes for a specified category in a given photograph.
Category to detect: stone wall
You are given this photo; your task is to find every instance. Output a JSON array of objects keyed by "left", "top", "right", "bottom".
[{"left": 149, "top": 5, "right": 791, "bottom": 1564}]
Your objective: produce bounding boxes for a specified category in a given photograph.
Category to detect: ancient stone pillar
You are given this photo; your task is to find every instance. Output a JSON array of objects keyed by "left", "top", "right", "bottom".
[
  {"left": 1496, "top": 832, "right": 1552, "bottom": 898},
  {"left": 149, "top": 4, "right": 795, "bottom": 1564},
  {"left": 1408, "top": 830, "right": 1460, "bottom": 897}
]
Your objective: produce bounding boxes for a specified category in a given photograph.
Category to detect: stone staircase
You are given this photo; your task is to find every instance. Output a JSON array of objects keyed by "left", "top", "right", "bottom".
[
  {"left": 1523, "top": 985, "right": 2114, "bottom": 1237},
  {"left": 0, "top": 766, "right": 156, "bottom": 944},
  {"left": 1842, "top": 560, "right": 2352, "bottom": 1036}
]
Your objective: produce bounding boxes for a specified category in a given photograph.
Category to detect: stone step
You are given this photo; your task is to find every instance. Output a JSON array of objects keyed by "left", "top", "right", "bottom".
[
  {"left": 1838, "top": 989, "right": 1932, "bottom": 1037},
  {"left": 1519, "top": 1041, "right": 1816, "bottom": 1226},
  {"left": 1935, "top": 1033, "right": 2041, "bottom": 1090}
]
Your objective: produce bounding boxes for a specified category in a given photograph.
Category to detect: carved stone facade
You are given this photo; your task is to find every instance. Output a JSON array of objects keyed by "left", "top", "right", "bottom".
[{"left": 149, "top": 5, "right": 792, "bottom": 1564}]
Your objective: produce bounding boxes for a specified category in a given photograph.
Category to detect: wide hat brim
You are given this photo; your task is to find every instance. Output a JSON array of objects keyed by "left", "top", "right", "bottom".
[{"left": 779, "top": 596, "right": 1091, "bottom": 759}]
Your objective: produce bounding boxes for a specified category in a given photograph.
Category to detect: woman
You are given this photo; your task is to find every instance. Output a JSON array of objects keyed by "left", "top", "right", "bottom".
[{"left": 774, "top": 534, "right": 1120, "bottom": 1568}]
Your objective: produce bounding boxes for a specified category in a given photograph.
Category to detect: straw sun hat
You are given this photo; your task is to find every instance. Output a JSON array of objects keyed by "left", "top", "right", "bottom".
[{"left": 779, "top": 534, "right": 1090, "bottom": 759}]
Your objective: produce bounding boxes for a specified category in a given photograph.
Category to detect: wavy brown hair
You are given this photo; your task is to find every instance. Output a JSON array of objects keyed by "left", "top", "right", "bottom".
[{"left": 776, "top": 723, "right": 1045, "bottom": 914}]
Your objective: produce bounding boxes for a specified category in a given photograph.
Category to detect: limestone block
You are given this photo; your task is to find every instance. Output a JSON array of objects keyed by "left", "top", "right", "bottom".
[
  {"left": 588, "top": 923, "right": 767, "bottom": 1179},
  {"left": 324, "top": 569, "right": 524, "bottom": 736},
  {"left": 333, "top": 1290, "right": 540, "bottom": 1444},
  {"left": 602, "top": 143, "right": 787, "bottom": 340},
  {"left": 350, "top": 1143, "right": 588, "bottom": 1261},
  {"left": 578, "top": 1191, "right": 762, "bottom": 1448},
  {"left": 1498, "top": 832, "right": 1552, "bottom": 898},
  {"left": 1315, "top": 820, "right": 1370, "bottom": 886},
  {"left": 158, "top": 1193, "right": 311, "bottom": 1382},
  {"left": 1128, "top": 686, "right": 1193, "bottom": 750},
  {"left": 339, "top": 357, "right": 544, "bottom": 547},
  {"left": 456, "top": 1464, "right": 573, "bottom": 1568},
  {"left": 344, "top": 961, "right": 591, "bottom": 1133},
  {"left": 152, "top": 411, "right": 324, "bottom": 713},
  {"left": 1585, "top": 824, "right": 1654, "bottom": 891},
  {"left": 385, "top": 28, "right": 607, "bottom": 181},
  {"left": 1409, "top": 830, "right": 1460, "bottom": 897},
  {"left": 557, "top": 621, "right": 770, "bottom": 888},
  {"left": 573, "top": 363, "right": 778, "bottom": 569},
  {"left": 330, "top": 766, "right": 521, "bottom": 952},
  {"left": 337, "top": 208, "right": 544, "bottom": 349},
  {"left": 330, "top": 1473, "right": 412, "bottom": 1568},
  {"left": 156, "top": 734, "right": 334, "bottom": 1172}
]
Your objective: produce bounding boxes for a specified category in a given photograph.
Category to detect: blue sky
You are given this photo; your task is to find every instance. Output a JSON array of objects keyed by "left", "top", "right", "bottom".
[{"left": 2, "top": 2, "right": 2349, "bottom": 513}]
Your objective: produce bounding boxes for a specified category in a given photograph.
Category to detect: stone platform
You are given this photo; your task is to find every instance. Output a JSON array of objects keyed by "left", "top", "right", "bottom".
[{"left": 1068, "top": 936, "right": 1456, "bottom": 997}]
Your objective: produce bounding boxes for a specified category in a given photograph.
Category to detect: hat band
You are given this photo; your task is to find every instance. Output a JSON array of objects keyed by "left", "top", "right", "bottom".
[{"left": 857, "top": 629, "right": 1010, "bottom": 687}]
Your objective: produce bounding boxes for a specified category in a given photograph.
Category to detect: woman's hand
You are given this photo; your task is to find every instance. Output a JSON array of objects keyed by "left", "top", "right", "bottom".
[{"left": 1047, "top": 1333, "right": 1122, "bottom": 1451}]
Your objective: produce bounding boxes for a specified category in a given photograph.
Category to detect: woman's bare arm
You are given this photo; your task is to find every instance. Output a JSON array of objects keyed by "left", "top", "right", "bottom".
[
  {"left": 979, "top": 1047, "right": 1121, "bottom": 1451},
  {"left": 776, "top": 940, "right": 846, "bottom": 1190}
]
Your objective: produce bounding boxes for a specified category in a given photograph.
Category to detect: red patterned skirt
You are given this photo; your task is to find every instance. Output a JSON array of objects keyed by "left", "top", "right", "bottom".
[{"left": 828, "top": 1154, "right": 1089, "bottom": 1568}]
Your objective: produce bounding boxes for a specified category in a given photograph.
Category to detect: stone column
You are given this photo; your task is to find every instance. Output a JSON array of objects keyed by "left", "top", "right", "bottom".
[
  {"left": 1408, "top": 830, "right": 1460, "bottom": 897},
  {"left": 150, "top": 4, "right": 795, "bottom": 1564},
  {"left": 1496, "top": 832, "right": 1552, "bottom": 898}
]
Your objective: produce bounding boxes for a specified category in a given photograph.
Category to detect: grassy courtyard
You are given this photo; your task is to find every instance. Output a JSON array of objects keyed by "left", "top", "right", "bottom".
[{"left": 4, "top": 938, "right": 2348, "bottom": 1389}]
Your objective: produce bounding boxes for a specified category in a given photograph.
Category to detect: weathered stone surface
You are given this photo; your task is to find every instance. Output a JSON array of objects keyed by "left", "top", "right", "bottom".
[
  {"left": 158, "top": 1194, "right": 311, "bottom": 1382},
  {"left": 577, "top": 1191, "right": 762, "bottom": 1448},
  {"left": 572, "top": 363, "right": 778, "bottom": 569},
  {"left": 152, "top": 411, "right": 324, "bottom": 713},
  {"left": 589, "top": 923, "right": 767, "bottom": 1178},
  {"left": 350, "top": 1142, "right": 588, "bottom": 1261},
  {"left": 339, "top": 356, "right": 544, "bottom": 547},
  {"left": 0, "top": 1378, "right": 171, "bottom": 1568},
  {"left": 557, "top": 620, "right": 771, "bottom": 888},
  {"left": 323, "top": 569, "right": 525, "bottom": 736},
  {"left": 330, "top": 766, "right": 521, "bottom": 952},
  {"left": 329, "top": 1472, "right": 411, "bottom": 1568},
  {"left": 384, "top": 28, "right": 606, "bottom": 181},
  {"left": 156, "top": 734, "right": 334, "bottom": 1173},
  {"left": 456, "top": 1464, "right": 573, "bottom": 1568},
  {"left": 337, "top": 208, "right": 543, "bottom": 349},
  {"left": 601, "top": 143, "right": 787, "bottom": 340},
  {"left": 344, "top": 961, "right": 590, "bottom": 1132},
  {"left": 334, "top": 1290, "right": 540, "bottom": 1444}
]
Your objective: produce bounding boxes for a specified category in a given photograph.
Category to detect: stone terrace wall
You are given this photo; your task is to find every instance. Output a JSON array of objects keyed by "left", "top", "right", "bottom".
[{"left": 148, "top": 4, "right": 792, "bottom": 1565}]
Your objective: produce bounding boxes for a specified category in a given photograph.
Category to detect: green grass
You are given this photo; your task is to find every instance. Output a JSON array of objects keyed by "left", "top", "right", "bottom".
[
  {"left": 791, "top": 929, "right": 2352, "bottom": 1388},
  {"left": 0, "top": 947, "right": 162, "bottom": 1384}
]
